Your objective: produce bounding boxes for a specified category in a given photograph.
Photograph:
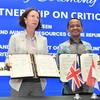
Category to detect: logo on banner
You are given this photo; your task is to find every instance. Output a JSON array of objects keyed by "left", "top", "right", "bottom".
[
  {"left": 23, "top": 0, "right": 29, "bottom": 3},
  {"left": 38, "top": 0, "right": 54, "bottom": 2},
  {"left": 23, "top": 0, "right": 53, "bottom": 3},
  {"left": 38, "top": 0, "right": 97, "bottom": 7},
  {"left": 38, "top": 0, "right": 47, "bottom": 2}
]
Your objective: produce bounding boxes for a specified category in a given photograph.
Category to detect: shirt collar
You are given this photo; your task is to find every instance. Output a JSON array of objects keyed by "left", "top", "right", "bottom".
[
  {"left": 25, "top": 30, "right": 36, "bottom": 40},
  {"left": 69, "top": 38, "right": 83, "bottom": 44}
]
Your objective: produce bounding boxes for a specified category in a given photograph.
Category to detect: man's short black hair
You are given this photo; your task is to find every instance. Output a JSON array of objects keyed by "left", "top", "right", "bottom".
[{"left": 67, "top": 18, "right": 83, "bottom": 28}]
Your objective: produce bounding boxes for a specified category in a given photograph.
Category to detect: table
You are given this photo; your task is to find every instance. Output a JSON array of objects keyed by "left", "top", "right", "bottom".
[{"left": 0, "top": 95, "right": 100, "bottom": 100}]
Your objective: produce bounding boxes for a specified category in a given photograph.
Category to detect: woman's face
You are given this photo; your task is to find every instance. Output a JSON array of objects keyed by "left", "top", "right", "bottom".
[{"left": 24, "top": 10, "right": 39, "bottom": 30}]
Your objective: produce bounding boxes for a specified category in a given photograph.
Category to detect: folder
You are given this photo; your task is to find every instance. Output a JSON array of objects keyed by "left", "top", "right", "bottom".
[
  {"left": 8, "top": 54, "right": 60, "bottom": 78},
  {"left": 59, "top": 54, "right": 100, "bottom": 82}
]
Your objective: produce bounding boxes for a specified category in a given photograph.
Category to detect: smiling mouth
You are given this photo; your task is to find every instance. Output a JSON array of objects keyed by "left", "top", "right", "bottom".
[{"left": 73, "top": 31, "right": 79, "bottom": 33}]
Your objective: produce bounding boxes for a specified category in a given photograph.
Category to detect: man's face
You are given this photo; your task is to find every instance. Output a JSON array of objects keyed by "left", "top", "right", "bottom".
[{"left": 67, "top": 19, "right": 83, "bottom": 37}]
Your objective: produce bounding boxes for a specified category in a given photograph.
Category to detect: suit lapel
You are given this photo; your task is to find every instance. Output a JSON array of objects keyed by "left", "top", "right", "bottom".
[{"left": 19, "top": 32, "right": 27, "bottom": 53}]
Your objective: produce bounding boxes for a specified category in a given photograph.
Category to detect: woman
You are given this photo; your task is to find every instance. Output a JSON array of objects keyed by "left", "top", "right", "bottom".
[{"left": 6, "top": 8, "right": 48, "bottom": 97}]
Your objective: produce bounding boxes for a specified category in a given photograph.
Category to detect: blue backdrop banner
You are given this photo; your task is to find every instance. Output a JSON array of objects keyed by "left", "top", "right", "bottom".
[{"left": 0, "top": 0, "right": 100, "bottom": 96}]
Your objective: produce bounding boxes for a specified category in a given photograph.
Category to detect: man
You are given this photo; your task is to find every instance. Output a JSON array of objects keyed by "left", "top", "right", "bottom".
[{"left": 56, "top": 18, "right": 93, "bottom": 95}]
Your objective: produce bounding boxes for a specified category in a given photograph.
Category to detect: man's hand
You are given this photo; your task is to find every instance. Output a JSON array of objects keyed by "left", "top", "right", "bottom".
[{"left": 97, "top": 60, "right": 100, "bottom": 65}]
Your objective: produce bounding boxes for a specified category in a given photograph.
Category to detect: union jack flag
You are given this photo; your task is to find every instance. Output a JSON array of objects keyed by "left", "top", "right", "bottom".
[{"left": 66, "top": 58, "right": 85, "bottom": 92}]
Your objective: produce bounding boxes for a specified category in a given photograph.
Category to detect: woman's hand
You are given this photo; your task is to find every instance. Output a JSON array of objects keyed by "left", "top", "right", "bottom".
[{"left": 6, "top": 62, "right": 12, "bottom": 69}]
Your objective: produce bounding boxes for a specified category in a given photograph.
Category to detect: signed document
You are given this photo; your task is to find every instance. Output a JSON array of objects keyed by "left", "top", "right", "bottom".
[
  {"left": 80, "top": 54, "right": 100, "bottom": 81},
  {"left": 9, "top": 54, "right": 34, "bottom": 78},
  {"left": 9, "top": 54, "right": 60, "bottom": 78},
  {"left": 59, "top": 54, "right": 77, "bottom": 82},
  {"left": 34, "top": 55, "right": 60, "bottom": 77}
]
